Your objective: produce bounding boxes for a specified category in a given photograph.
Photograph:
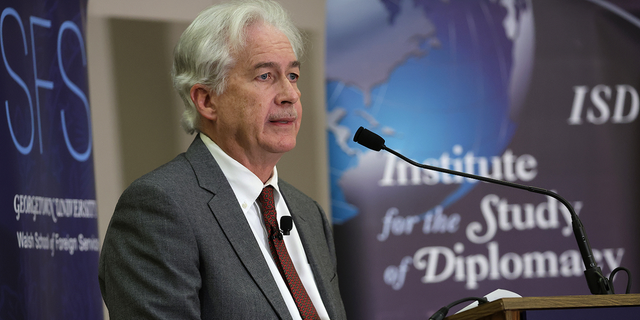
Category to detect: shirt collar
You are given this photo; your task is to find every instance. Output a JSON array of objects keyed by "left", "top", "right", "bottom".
[{"left": 199, "top": 133, "right": 281, "bottom": 212}]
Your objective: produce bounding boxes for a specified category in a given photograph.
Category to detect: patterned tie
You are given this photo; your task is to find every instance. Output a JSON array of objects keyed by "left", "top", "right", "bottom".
[{"left": 258, "top": 186, "right": 320, "bottom": 320}]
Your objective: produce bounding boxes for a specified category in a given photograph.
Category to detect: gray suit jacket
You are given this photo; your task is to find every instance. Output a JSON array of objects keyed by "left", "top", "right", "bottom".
[{"left": 99, "top": 136, "right": 346, "bottom": 319}]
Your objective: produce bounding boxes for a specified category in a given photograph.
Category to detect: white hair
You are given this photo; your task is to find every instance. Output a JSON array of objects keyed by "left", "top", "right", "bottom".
[{"left": 171, "top": 0, "right": 304, "bottom": 134}]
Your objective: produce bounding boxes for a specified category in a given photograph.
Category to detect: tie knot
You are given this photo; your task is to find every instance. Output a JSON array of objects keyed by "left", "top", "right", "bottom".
[{"left": 258, "top": 185, "right": 275, "bottom": 208}]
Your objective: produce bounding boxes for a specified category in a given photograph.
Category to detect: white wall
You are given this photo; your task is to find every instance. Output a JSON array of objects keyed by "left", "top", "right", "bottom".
[{"left": 86, "top": 1, "right": 328, "bottom": 319}]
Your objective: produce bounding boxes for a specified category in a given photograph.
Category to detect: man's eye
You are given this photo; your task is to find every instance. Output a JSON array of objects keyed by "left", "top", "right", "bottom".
[
  {"left": 258, "top": 73, "right": 270, "bottom": 80},
  {"left": 288, "top": 73, "right": 299, "bottom": 81}
]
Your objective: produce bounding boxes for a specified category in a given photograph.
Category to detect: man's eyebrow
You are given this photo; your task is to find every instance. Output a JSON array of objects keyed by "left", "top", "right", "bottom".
[{"left": 253, "top": 61, "right": 301, "bottom": 70}]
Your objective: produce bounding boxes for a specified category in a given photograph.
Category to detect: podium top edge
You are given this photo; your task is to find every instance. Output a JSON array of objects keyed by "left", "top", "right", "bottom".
[
  {"left": 499, "top": 293, "right": 640, "bottom": 310},
  {"left": 446, "top": 294, "right": 640, "bottom": 320}
]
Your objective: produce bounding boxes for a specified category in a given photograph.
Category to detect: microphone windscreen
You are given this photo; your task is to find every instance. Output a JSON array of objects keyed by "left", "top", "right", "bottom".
[
  {"left": 353, "top": 127, "right": 385, "bottom": 151},
  {"left": 280, "top": 216, "right": 293, "bottom": 235}
]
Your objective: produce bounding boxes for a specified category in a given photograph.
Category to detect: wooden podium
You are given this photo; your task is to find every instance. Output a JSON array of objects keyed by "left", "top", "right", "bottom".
[{"left": 445, "top": 294, "right": 640, "bottom": 320}]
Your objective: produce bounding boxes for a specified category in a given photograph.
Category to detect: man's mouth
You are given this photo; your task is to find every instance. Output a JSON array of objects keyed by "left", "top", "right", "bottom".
[
  {"left": 269, "top": 119, "right": 295, "bottom": 126},
  {"left": 268, "top": 110, "right": 297, "bottom": 125},
  {"left": 270, "top": 118, "right": 295, "bottom": 124}
]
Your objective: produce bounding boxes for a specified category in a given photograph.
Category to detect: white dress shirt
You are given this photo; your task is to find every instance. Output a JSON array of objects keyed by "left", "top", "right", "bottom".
[{"left": 200, "top": 133, "right": 329, "bottom": 320}]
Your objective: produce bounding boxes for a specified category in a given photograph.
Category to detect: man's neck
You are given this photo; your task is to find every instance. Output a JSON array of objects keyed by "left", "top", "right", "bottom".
[{"left": 202, "top": 132, "right": 280, "bottom": 184}]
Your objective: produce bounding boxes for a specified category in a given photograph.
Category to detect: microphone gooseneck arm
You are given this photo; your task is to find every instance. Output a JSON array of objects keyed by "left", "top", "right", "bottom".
[{"left": 353, "top": 126, "right": 613, "bottom": 294}]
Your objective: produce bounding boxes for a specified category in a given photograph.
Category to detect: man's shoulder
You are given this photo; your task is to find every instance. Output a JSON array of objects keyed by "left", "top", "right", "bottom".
[
  {"left": 128, "top": 135, "right": 213, "bottom": 190},
  {"left": 120, "top": 153, "right": 197, "bottom": 199},
  {"left": 137, "top": 153, "right": 193, "bottom": 183}
]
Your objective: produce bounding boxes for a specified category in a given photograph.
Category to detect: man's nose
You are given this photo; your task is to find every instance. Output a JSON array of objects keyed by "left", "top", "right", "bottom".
[{"left": 275, "top": 77, "right": 300, "bottom": 105}]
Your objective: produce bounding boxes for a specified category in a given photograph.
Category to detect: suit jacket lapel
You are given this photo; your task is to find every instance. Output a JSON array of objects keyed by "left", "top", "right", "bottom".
[{"left": 185, "top": 136, "right": 292, "bottom": 320}]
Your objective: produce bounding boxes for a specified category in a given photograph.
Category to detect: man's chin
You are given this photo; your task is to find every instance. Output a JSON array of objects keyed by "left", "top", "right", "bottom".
[{"left": 265, "top": 138, "right": 297, "bottom": 155}]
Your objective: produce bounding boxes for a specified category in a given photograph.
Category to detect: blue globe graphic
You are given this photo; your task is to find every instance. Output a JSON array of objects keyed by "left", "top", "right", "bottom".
[{"left": 326, "top": 0, "right": 535, "bottom": 223}]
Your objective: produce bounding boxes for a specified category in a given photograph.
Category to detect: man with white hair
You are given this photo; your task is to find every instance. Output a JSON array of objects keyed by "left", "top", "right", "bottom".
[{"left": 99, "top": 1, "right": 347, "bottom": 319}]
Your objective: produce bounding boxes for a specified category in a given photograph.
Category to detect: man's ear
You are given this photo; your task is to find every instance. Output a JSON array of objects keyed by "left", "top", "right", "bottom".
[{"left": 190, "top": 84, "right": 217, "bottom": 121}]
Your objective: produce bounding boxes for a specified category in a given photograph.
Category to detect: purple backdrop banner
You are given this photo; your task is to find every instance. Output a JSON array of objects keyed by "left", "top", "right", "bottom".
[
  {"left": 0, "top": 0, "right": 102, "bottom": 319},
  {"left": 326, "top": 0, "right": 640, "bottom": 319}
]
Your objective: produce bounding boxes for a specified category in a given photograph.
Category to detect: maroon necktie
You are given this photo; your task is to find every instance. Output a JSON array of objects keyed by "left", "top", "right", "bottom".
[{"left": 258, "top": 186, "right": 320, "bottom": 320}]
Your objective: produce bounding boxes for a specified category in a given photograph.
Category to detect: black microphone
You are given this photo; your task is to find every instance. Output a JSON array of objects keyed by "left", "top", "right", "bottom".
[
  {"left": 353, "top": 126, "right": 385, "bottom": 151},
  {"left": 280, "top": 216, "right": 293, "bottom": 236},
  {"left": 353, "top": 126, "right": 614, "bottom": 295}
]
